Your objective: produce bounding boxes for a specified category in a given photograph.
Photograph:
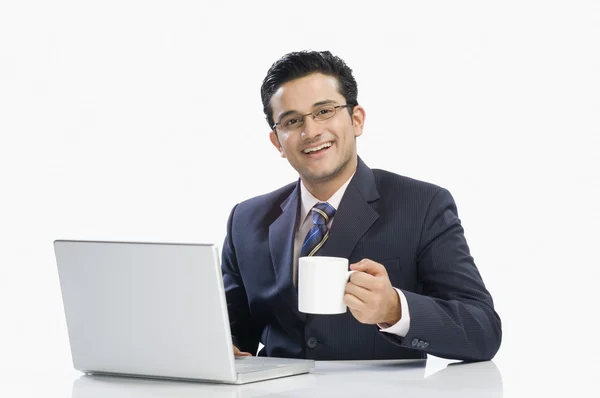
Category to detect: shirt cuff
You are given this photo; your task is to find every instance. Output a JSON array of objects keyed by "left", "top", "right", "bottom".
[{"left": 378, "top": 288, "right": 410, "bottom": 337}]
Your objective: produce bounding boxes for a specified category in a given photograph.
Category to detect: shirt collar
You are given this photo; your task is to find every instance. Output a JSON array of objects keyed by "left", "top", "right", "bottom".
[{"left": 299, "top": 173, "right": 355, "bottom": 229}]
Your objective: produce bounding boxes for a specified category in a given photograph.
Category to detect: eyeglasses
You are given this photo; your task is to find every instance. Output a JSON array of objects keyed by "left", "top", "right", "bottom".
[{"left": 272, "top": 104, "right": 353, "bottom": 132}]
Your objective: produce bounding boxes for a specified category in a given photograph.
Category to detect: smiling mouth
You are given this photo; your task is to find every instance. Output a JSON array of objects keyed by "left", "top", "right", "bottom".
[{"left": 302, "top": 142, "right": 333, "bottom": 155}]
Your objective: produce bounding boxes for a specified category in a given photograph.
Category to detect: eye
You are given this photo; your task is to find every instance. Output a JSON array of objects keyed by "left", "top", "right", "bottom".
[
  {"left": 284, "top": 117, "right": 300, "bottom": 127},
  {"left": 317, "top": 108, "right": 333, "bottom": 116}
]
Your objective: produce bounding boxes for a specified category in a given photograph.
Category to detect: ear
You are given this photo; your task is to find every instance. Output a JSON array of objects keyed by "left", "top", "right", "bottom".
[
  {"left": 269, "top": 131, "right": 286, "bottom": 158},
  {"left": 351, "top": 105, "right": 366, "bottom": 138}
]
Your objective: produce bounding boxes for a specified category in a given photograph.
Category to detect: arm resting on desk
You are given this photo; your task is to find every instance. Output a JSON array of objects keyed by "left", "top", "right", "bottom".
[{"left": 380, "top": 188, "right": 502, "bottom": 361}]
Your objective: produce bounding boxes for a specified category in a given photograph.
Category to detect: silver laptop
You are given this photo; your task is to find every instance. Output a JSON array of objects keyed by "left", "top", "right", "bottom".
[{"left": 54, "top": 240, "right": 314, "bottom": 384}]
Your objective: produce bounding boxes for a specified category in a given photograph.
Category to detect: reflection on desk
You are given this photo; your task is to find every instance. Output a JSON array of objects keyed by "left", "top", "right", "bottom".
[{"left": 71, "top": 359, "right": 502, "bottom": 398}]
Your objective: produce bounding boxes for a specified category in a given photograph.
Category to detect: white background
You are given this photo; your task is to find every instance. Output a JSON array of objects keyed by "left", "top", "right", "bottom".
[{"left": 1, "top": 0, "right": 599, "bottom": 396}]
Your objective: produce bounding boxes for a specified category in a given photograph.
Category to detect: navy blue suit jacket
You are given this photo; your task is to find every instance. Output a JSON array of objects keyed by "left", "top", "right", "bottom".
[{"left": 222, "top": 157, "right": 501, "bottom": 361}]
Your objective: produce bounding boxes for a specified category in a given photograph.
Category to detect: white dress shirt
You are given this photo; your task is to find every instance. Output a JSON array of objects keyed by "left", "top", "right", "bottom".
[{"left": 292, "top": 175, "right": 411, "bottom": 337}]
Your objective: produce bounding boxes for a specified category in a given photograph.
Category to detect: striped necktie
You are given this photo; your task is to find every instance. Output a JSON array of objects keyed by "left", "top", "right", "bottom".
[{"left": 300, "top": 202, "right": 336, "bottom": 257}]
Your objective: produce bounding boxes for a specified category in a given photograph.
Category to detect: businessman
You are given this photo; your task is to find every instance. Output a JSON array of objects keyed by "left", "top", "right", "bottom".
[{"left": 221, "top": 50, "right": 502, "bottom": 361}]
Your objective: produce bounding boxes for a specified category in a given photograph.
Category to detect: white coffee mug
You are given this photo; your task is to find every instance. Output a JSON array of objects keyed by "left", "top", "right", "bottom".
[{"left": 298, "top": 256, "right": 357, "bottom": 314}]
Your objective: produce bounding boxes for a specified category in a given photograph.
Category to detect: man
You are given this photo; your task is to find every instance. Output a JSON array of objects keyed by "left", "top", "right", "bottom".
[{"left": 221, "top": 50, "right": 501, "bottom": 361}]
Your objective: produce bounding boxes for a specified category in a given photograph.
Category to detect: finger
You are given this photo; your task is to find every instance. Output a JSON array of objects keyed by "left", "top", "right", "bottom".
[
  {"left": 348, "top": 271, "right": 377, "bottom": 290},
  {"left": 233, "top": 345, "right": 253, "bottom": 357},
  {"left": 350, "top": 259, "right": 388, "bottom": 277},
  {"left": 345, "top": 281, "right": 371, "bottom": 303},
  {"left": 343, "top": 292, "right": 366, "bottom": 310}
]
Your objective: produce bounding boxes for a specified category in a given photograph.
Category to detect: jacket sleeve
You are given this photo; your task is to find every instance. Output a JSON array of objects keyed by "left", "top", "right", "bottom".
[
  {"left": 221, "top": 204, "right": 260, "bottom": 355},
  {"left": 381, "top": 188, "right": 502, "bottom": 361}
]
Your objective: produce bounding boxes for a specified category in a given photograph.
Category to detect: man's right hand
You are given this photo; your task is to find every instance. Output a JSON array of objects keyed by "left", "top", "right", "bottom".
[{"left": 233, "top": 345, "right": 252, "bottom": 357}]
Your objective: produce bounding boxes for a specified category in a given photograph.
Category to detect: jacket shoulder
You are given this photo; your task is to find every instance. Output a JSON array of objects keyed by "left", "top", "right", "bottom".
[
  {"left": 372, "top": 168, "right": 444, "bottom": 197},
  {"left": 232, "top": 181, "right": 297, "bottom": 223}
]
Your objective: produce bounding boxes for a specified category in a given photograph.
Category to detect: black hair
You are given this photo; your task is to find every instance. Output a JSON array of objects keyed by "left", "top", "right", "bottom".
[{"left": 260, "top": 50, "right": 358, "bottom": 129}]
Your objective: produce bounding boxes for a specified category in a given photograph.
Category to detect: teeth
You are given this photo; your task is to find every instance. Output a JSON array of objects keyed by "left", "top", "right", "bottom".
[{"left": 303, "top": 142, "right": 332, "bottom": 154}]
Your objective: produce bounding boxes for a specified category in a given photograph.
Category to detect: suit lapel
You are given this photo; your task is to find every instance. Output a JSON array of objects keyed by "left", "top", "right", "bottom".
[
  {"left": 268, "top": 182, "right": 305, "bottom": 322},
  {"left": 320, "top": 157, "right": 380, "bottom": 260}
]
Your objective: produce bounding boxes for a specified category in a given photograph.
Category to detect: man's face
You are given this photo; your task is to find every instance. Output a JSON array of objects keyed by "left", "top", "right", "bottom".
[{"left": 269, "top": 73, "right": 365, "bottom": 184}]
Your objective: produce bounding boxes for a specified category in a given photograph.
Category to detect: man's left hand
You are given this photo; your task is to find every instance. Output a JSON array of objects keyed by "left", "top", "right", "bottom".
[{"left": 344, "top": 259, "right": 401, "bottom": 325}]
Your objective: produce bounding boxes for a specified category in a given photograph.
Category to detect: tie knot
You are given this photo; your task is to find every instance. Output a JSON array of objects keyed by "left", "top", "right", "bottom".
[{"left": 311, "top": 202, "right": 336, "bottom": 225}]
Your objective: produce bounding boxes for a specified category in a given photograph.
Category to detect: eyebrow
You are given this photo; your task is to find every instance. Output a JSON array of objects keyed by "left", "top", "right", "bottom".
[{"left": 276, "top": 99, "right": 339, "bottom": 122}]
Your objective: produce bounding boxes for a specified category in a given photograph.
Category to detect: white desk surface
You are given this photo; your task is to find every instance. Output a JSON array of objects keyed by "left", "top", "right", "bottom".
[
  {"left": 0, "top": 357, "right": 547, "bottom": 398},
  {"left": 4, "top": 348, "right": 600, "bottom": 398}
]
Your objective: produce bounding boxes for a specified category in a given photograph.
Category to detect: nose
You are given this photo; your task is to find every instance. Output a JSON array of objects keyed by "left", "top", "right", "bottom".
[{"left": 301, "top": 115, "right": 323, "bottom": 140}]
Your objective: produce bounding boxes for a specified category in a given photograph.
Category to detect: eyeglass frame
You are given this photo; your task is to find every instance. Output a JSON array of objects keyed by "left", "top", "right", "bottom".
[{"left": 271, "top": 104, "right": 354, "bottom": 132}]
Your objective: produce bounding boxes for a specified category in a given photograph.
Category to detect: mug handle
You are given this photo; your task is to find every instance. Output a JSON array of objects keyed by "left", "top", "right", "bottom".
[{"left": 347, "top": 270, "right": 358, "bottom": 281}]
